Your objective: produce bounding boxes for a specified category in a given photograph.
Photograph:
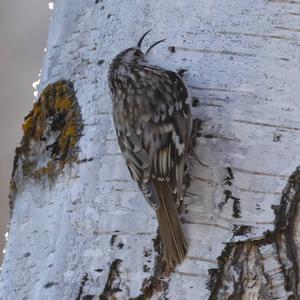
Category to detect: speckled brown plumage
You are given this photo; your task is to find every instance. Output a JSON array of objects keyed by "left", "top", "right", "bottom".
[{"left": 108, "top": 32, "right": 192, "bottom": 269}]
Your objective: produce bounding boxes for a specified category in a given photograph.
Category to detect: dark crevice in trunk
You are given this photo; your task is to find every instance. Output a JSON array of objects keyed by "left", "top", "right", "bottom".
[
  {"left": 75, "top": 273, "right": 89, "bottom": 300},
  {"left": 99, "top": 259, "right": 123, "bottom": 300},
  {"left": 130, "top": 232, "right": 170, "bottom": 300},
  {"left": 208, "top": 167, "right": 300, "bottom": 299}
]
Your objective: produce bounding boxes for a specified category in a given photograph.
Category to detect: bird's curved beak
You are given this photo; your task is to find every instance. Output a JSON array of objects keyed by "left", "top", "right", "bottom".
[
  {"left": 145, "top": 39, "right": 166, "bottom": 55},
  {"left": 137, "top": 30, "right": 152, "bottom": 48}
]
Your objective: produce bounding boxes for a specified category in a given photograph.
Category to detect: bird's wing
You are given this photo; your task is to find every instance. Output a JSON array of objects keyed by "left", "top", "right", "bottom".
[{"left": 114, "top": 68, "right": 191, "bottom": 208}]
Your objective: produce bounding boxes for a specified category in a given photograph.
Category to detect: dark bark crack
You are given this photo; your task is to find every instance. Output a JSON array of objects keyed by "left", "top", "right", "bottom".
[
  {"left": 208, "top": 167, "right": 300, "bottom": 299},
  {"left": 99, "top": 259, "right": 123, "bottom": 300},
  {"left": 129, "top": 234, "right": 169, "bottom": 300},
  {"left": 75, "top": 273, "right": 89, "bottom": 300}
]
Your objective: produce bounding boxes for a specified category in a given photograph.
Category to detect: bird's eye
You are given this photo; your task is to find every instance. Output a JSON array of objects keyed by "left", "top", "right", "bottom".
[{"left": 134, "top": 50, "right": 140, "bottom": 56}]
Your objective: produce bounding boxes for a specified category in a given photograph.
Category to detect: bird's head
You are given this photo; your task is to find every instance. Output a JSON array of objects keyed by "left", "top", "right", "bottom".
[{"left": 111, "top": 30, "right": 166, "bottom": 65}]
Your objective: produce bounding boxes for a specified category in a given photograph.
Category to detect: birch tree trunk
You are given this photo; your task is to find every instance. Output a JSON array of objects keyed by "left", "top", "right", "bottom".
[{"left": 1, "top": 0, "right": 300, "bottom": 299}]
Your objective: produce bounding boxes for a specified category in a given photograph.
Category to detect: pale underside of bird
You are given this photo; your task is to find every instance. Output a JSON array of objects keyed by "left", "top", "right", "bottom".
[{"left": 108, "top": 30, "right": 193, "bottom": 270}]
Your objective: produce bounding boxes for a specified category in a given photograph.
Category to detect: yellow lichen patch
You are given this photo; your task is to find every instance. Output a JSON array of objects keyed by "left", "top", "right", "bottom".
[
  {"left": 22, "top": 114, "right": 34, "bottom": 135},
  {"left": 55, "top": 96, "right": 73, "bottom": 111},
  {"left": 34, "top": 161, "right": 56, "bottom": 179},
  {"left": 32, "top": 102, "right": 42, "bottom": 116},
  {"left": 10, "top": 80, "right": 83, "bottom": 201},
  {"left": 34, "top": 126, "right": 44, "bottom": 140},
  {"left": 22, "top": 102, "right": 47, "bottom": 144}
]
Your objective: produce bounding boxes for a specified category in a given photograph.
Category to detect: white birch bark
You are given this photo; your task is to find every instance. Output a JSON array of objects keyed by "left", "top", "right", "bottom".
[{"left": 1, "top": 0, "right": 300, "bottom": 299}]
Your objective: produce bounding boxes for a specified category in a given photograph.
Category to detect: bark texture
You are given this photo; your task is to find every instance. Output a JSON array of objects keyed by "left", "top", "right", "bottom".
[{"left": 1, "top": 0, "right": 300, "bottom": 299}]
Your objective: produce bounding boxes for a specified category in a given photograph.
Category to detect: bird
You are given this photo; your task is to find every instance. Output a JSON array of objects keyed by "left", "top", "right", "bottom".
[{"left": 108, "top": 30, "right": 192, "bottom": 269}]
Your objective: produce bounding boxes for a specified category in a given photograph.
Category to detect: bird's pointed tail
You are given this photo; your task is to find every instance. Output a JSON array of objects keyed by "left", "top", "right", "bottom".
[{"left": 154, "top": 181, "right": 188, "bottom": 269}]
